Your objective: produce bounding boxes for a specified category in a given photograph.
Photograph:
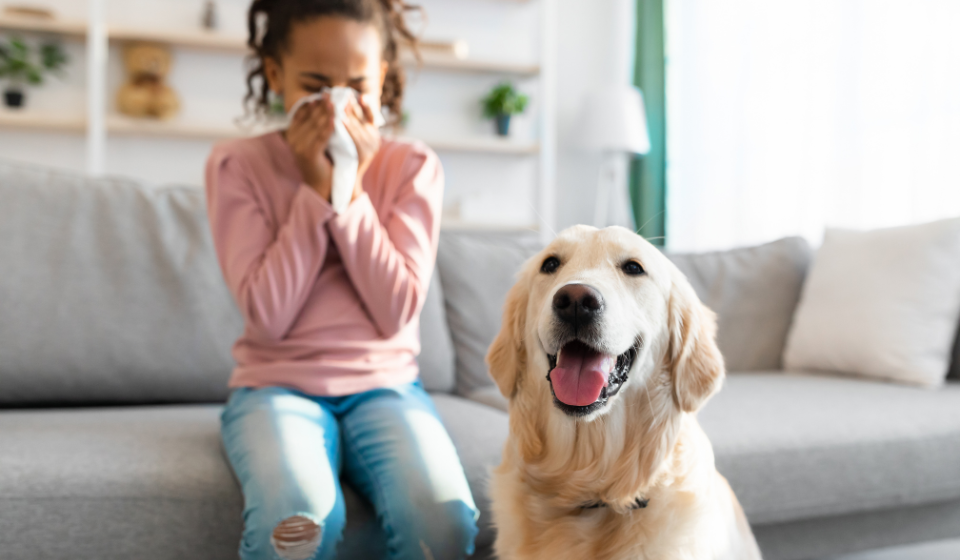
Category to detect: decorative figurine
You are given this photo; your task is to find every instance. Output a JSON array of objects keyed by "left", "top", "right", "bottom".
[{"left": 116, "top": 43, "right": 180, "bottom": 120}]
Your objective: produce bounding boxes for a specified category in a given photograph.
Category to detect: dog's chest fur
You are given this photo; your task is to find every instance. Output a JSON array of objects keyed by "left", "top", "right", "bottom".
[
  {"left": 491, "top": 421, "right": 739, "bottom": 560},
  {"left": 493, "top": 479, "right": 720, "bottom": 560}
]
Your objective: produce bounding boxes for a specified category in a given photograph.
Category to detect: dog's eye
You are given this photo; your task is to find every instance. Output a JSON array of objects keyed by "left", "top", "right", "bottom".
[
  {"left": 622, "top": 261, "right": 645, "bottom": 276},
  {"left": 540, "top": 256, "right": 561, "bottom": 274}
]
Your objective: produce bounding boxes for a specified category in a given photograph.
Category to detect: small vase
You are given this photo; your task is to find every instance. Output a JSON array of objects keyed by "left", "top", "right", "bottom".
[
  {"left": 202, "top": 0, "right": 218, "bottom": 30},
  {"left": 4, "top": 88, "right": 24, "bottom": 109},
  {"left": 495, "top": 113, "right": 511, "bottom": 136}
]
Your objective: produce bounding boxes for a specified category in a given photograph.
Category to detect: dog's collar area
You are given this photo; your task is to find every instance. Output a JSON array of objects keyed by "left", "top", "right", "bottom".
[{"left": 580, "top": 497, "right": 650, "bottom": 511}]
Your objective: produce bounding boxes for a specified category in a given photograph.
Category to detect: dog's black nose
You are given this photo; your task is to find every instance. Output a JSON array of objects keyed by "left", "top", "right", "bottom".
[{"left": 552, "top": 284, "right": 604, "bottom": 327}]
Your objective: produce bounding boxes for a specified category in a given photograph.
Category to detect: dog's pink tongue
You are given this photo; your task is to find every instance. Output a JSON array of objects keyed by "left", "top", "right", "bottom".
[{"left": 550, "top": 342, "right": 615, "bottom": 407}]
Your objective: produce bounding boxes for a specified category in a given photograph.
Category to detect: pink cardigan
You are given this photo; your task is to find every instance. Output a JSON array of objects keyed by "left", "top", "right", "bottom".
[{"left": 205, "top": 131, "right": 443, "bottom": 396}]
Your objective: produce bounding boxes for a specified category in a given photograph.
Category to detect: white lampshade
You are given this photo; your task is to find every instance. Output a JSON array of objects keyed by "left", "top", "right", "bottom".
[{"left": 577, "top": 85, "right": 651, "bottom": 154}]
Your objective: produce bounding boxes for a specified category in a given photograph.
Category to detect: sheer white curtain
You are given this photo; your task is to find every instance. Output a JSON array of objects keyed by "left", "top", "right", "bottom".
[{"left": 665, "top": 0, "right": 960, "bottom": 252}]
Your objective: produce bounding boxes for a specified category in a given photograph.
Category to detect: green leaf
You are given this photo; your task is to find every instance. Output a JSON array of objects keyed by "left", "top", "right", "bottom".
[
  {"left": 0, "top": 37, "right": 68, "bottom": 87},
  {"left": 40, "top": 43, "right": 67, "bottom": 71},
  {"left": 26, "top": 67, "right": 42, "bottom": 85},
  {"left": 481, "top": 82, "right": 530, "bottom": 118}
]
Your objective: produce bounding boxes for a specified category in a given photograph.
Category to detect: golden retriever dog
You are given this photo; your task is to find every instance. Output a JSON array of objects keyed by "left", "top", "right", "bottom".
[{"left": 485, "top": 225, "right": 762, "bottom": 560}]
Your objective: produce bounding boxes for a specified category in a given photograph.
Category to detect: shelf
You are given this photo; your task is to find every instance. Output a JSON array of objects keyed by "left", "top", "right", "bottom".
[
  {"left": 0, "top": 16, "right": 539, "bottom": 74},
  {"left": 0, "top": 112, "right": 539, "bottom": 157},
  {"left": 107, "top": 118, "right": 539, "bottom": 154},
  {"left": 106, "top": 115, "right": 269, "bottom": 140},
  {"left": 403, "top": 51, "right": 540, "bottom": 76},
  {"left": 406, "top": 135, "right": 539, "bottom": 155},
  {"left": 440, "top": 219, "right": 539, "bottom": 232},
  {"left": 0, "top": 15, "right": 86, "bottom": 37},
  {"left": 108, "top": 26, "right": 247, "bottom": 53},
  {"left": 0, "top": 111, "right": 85, "bottom": 133}
]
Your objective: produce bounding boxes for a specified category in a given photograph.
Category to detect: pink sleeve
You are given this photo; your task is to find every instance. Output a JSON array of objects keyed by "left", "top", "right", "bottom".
[
  {"left": 327, "top": 146, "right": 443, "bottom": 338},
  {"left": 205, "top": 150, "right": 336, "bottom": 341}
]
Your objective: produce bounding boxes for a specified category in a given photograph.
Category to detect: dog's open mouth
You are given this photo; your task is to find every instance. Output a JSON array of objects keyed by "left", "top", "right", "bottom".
[{"left": 546, "top": 340, "right": 637, "bottom": 417}]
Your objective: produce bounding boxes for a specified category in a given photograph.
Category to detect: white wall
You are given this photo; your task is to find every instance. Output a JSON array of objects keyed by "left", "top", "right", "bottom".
[{"left": 0, "top": 0, "right": 628, "bottom": 230}]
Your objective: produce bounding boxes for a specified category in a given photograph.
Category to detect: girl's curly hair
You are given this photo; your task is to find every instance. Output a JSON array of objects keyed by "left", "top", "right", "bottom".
[{"left": 245, "top": 0, "right": 420, "bottom": 125}]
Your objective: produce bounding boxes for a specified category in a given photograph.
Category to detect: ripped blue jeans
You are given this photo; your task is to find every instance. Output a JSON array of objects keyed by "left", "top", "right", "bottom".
[{"left": 221, "top": 381, "right": 479, "bottom": 560}]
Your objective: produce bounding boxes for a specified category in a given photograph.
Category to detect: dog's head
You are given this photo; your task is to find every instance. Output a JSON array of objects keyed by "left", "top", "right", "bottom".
[{"left": 487, "top": 225, "right": 724, "bottom": 422}]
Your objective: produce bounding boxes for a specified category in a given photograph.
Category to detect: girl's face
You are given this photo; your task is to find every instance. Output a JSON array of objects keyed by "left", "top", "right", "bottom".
[{"left": 265, "top": 16, "right": 388, "bottom": 114}]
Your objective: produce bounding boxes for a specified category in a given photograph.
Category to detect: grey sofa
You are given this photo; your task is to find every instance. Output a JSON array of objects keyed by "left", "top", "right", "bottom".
[{"left": 0, "top": 158, "right": 958, "bottom": 560}]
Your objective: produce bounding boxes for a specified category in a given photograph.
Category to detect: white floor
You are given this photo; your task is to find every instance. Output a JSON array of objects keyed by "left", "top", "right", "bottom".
[{"left": 824, "top": 539, "right": 960, "bottom": 560}]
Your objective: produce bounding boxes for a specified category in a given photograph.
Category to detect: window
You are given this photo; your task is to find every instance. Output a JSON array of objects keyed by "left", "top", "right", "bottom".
[{"left": 666, "top": 0, "right": 960, "bottom": 251}]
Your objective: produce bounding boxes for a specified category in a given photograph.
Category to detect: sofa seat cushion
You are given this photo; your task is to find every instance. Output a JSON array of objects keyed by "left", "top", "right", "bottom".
[
  {"left": 700, "top": 372, "right": 960, "bottom": 525},
  {"left": 0, "top": 396, "right": 508, "bottom": 559},
  {"left": 0, "top": 405, "right": 241, "bottom": 559}
]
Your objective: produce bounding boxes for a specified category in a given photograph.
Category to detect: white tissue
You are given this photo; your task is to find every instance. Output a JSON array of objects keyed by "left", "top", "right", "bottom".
[{"left": 287, "top": 87, "right": 384, "bottom": 213}]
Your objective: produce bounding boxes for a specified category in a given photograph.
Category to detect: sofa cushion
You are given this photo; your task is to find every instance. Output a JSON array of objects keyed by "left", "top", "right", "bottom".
[
  {"left": 700, "top": 372, "right": 960, "bottom": 525},
  {"left": 0, "top": 405, "right": 242, "bottom": 559},
  {"left": 783, "top": 219, "right": 960, "bottom": 388},
  {"left": 0, "top": 396, "right": 508, "bottom": 559},
  {"left": 0, "top": 160, "right": 243, "bottom": 406},
  {"left": 467, "top": 385, "right": 509, "bottom": 413},
  {"left": 666, "top": 237, "right": 811, "bottom": 371},
  {"left": 437, "top": 230, "right": 543, "bottom": 396},
  {"left": 417, "top": 272, "right": 456, "bottom": 393}
]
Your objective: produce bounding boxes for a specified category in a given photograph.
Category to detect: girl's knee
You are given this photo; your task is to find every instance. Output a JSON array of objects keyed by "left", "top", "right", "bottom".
[
  {"left": 242, "top": 509, "right": 346, "bottom": 560},
  {"left": 400, "top": 500, "right": 478, "bottom": 560},
  {"left": 271, "top": 516, "right": 322, "bottom": 560}
]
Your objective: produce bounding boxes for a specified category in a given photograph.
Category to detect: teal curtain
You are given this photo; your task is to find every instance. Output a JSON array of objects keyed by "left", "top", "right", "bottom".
[{"left": 630, "top": 0, "right": 666, "bottom": 246}]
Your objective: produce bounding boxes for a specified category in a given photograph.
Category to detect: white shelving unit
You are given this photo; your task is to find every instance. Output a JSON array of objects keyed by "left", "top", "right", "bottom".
[{"left": 0, "top": 0, "right": 557, "bottom": 237}]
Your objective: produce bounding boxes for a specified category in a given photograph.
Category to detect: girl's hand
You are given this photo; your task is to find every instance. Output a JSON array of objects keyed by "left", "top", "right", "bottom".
[
  {"left": 286, "top": 95, "right": 336, "bottom": 201},
  {"left": 343, "top": 96, "right": 382, "bottom": 202}
]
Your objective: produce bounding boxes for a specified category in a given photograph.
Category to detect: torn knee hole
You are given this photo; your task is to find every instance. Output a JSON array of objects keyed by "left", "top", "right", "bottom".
[{"left": 271, "top": 516, "right": 321, "bottom": 560}]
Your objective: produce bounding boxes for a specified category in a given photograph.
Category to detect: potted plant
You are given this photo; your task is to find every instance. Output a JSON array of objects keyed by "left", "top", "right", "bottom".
[
  {"left": 0, "top": 38, "right": 68, "bottom": 109},
  {"left": 482, "top": 82, "right": 529, "bottom": 137}
]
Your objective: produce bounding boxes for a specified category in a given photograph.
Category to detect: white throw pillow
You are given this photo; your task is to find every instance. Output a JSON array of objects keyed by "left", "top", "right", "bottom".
[{"left": 783, "top": 218, "right": 960, "bottom": 388}]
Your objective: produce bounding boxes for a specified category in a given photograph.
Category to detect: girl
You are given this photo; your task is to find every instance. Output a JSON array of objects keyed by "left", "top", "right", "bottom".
[{"left": 205, "top": 1, "right": 478, "bottom": 559}]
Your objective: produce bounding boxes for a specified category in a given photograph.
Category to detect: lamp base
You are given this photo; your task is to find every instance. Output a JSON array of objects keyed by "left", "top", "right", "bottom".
[{"left": 593, "top": 152, "right": 635, "bottom": 230}]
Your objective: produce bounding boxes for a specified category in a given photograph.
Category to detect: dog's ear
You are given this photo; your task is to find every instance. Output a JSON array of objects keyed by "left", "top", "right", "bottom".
[
  {"left": 667, "top": 277, "right": 725, "bottom": 413},
  {"left": 486, "top": 279, "right": 530, "bottom": 400}
]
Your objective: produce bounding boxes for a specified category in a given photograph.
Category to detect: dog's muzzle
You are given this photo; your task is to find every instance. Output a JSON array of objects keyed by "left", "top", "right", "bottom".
[{"left": 545, "top": 284, "right": 638, "bottom": 417}]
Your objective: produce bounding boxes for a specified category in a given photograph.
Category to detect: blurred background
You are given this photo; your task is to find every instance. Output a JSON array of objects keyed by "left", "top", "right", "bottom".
[{"left": 1, "top": 0, "right": 959, "bottom": 250}]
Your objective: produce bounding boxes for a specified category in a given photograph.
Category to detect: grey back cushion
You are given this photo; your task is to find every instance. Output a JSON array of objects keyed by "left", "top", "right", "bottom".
[
  {"left": 0, "top": 160, "right": 243, "bottom": 405},
  {"left": 437, "top": 230, "right": 543, "bottom": 397},
  {"left": 417, "top": 272, "right": 456, "bottom": 393},
  {"left": 666, "top": 237, "right": 812, "bottom": 372}
]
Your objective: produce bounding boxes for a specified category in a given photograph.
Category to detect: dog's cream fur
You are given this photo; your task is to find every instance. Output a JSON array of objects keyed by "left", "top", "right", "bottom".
[{"left": 486, "top": 225, "right": 762, "bottom": 560}]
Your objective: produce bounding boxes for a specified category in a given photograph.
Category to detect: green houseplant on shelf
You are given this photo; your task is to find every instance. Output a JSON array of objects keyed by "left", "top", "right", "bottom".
[
  {"left": 0, "top": 38, "right": 68, "bottom": 109},
  {"left": 482, "top": 82, "right": 529, "bottom": 137}
]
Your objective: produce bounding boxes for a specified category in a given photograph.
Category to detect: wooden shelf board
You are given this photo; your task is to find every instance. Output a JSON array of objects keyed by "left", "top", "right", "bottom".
[
  {"left": 0, "top": 112, "right": 539, "bottom": 158},
  {"left": 403, "top": 51, "right": 539, "bottom": 75},
  {"left": 0, "top": 15, "right": 86, "bottom": 37},
  {"left": 407, "top": 136, "right": 539, "bottom": 155},
  {"left": 108, "top": 26, "right": 247, "bottom": 53},
  {"left": 440, "top": 220, "right": 540, "bottom": 232},
  {"left": 105, "top": 115, "right": 273, "bottom": 140},
  {"left": 0, "top": 17, "right": 539, "bottom": 75},
  {"left": 0, "top": 111, "right": 85, "bottom": 133}
]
